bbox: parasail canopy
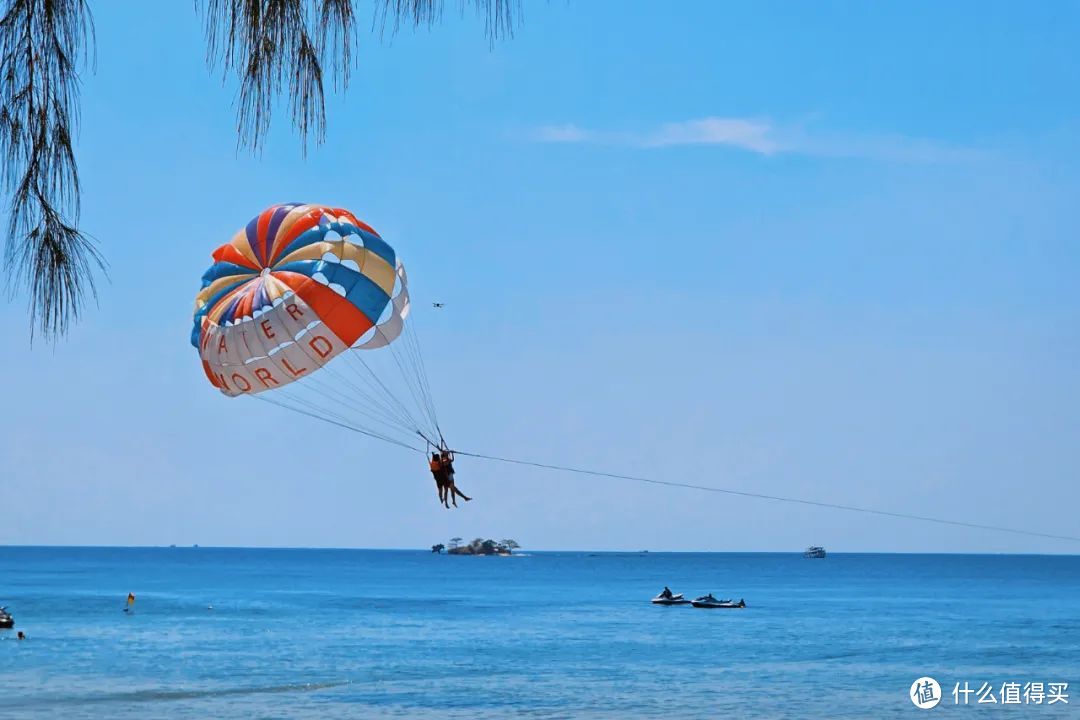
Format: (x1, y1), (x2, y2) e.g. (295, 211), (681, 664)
(191, 203), (437, 450)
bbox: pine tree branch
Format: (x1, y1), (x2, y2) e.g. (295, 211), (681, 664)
(200, 0), (519, 152)
(0, 0), (103, 342)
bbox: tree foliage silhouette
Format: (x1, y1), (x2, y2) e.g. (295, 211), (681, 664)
(1, 0), (516, 340)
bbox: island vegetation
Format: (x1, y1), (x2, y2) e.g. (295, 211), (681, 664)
(439, 537), (521, 556)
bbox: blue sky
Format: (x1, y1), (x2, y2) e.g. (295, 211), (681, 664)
(2, 1), (1078, 552)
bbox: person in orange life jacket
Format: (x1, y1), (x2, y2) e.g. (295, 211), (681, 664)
(429, 452), (449, 507)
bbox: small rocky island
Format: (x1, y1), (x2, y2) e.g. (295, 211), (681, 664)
(433, 537), (520, 555)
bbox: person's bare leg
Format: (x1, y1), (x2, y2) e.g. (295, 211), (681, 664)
(452, 485), (471, 502)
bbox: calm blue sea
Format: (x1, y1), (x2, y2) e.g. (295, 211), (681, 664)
(0, 548), (1077, 718)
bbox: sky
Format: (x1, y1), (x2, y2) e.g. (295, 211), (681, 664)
(2, 1), (1079, 553)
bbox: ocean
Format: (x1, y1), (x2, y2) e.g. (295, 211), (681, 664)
(0, 548), (1077, 718)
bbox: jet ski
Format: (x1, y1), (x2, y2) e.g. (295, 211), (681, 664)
(691, 594), (746, 609)
(651, 591), (690, 605)
(0, 607), (13, 629)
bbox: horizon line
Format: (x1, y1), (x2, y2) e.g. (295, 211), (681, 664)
(0, 544), (1076, 557)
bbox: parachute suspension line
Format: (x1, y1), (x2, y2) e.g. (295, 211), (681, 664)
(401, 316), (443, 442)
(251, 393), (424, 453)
(273, 388), (365, 431)
(390, 334), (438, 441)
(314, 360), (420, 436)
(359, 328), (431, 438)
(384, 302), (441, 444)
(406, 315), (436, 427)
(341, 351), (427, 437)
(453, 451), (1080, 544)
(370, 323), (441, 444)
(273, 387), (409, 445)
(234, 314), (416, 445)
(270, 357), (416, 439)
(288, 231), (425, 439)
(345, 350), (431, 442)
(294, 371), (417, 438)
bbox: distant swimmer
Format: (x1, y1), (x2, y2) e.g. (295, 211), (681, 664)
(17, 631), (26, 640)
(440, 449), (471, 507)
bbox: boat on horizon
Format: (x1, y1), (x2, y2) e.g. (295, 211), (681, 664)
(804, 546), (827, 559)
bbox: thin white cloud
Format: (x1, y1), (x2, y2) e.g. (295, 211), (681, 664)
(526, 117), (779, 154)
(531, 124), (595, 143)
(527, 116), (974, 164)
(789, 131), (978, 164)
(643, 118), (781, 154)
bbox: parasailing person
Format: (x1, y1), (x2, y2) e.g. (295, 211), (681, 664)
(190, 203), (456, 504)
(439, 448), (471, 507)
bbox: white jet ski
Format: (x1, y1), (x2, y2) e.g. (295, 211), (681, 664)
(651, 591), (690, 605)
(691, 594), (746, 609)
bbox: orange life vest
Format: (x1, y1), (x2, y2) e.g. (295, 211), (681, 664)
(429, 458), (442, 472)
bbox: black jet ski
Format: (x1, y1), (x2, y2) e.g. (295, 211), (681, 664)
(0, 607), (13, 629)
(691, 594), (746, 609)
(651, 591), (690, 605)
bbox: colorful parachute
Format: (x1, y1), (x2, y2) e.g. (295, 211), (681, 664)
(191, 203), (437, 449)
